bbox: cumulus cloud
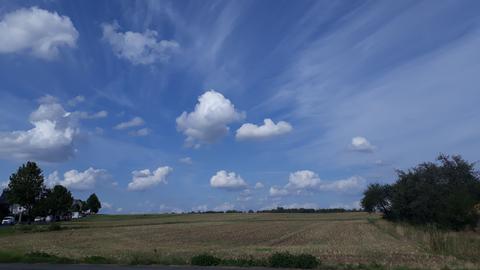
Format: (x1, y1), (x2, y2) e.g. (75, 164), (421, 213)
(269, 170), (366, 196)
(68, 95), (85, 106)
(213, 202), (235, 212)
(0, 7), (78, 59)
(286, 170), (321, 189)
(0, 98), (78, 162)
(254, 182), (264, 189)
(114, 117), (145, 130)
(192, 204), (208, 212)
(179, 157), (193, 165)
(47, 168), (110, 191)
(350, 136), (375, 152)
(127, 166), (172, 191)
(318, 176), (365, 192)
(102, 202), (113, 209)
(0, 96), (107, 162)
(176, 90), (245, 147)
(128, 128), (150, 137)
(269, 186), (290, 197)
(75, 110), (108, 119)
(102, 22), (179, 65)
(236, 119), (292, 140)
(330, 201), (361, 210)
(210, 170), (247, 190)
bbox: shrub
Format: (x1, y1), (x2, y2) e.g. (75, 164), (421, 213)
(48, 223), (62, 231)
(24, 252), (73, 263)
(84, 256), (112, 264)
(294, 254), (320, 269)
(269, 252), (319, 269)
(191, 253), (221, 266)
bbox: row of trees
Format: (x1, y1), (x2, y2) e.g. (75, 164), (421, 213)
(361, 155), (480, 230)
(3, 161), (101, 222)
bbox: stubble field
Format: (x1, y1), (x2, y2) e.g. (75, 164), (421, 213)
(0, 212), (478, 269)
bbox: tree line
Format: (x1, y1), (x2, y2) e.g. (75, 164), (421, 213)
(2, 161), (101, 222)
(361, 154), (480, 230)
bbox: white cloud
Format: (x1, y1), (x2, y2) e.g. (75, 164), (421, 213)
(269, 186), (290, 197)
(47, 168), (110, 191)
(68, 95), (85, 106)
(116, 208), (123, 213)
(0, 98), (78, 162)
(102, 202), (113, 210)
(283, 202), (319, 209)
(213, 202), (234, 212)
(192, 204), (208, 212)
(236, 119), (292, 140)
(0, 7), (78, 59)
(179, 157), (193, 165)
(75, 110), (108, 119)
(128, 128), (150, 137)
(114, 117), (145, 130)
(102, 22), (179, 65)
(0, 96), (105, 162)
(176, 90), (245, 147)
(210, 170), (247, 190)
(350, 136), (375, 152)
(318, 176), (366, 192)
(254, 182), (264, 189)
(329, 201), (361, 210)
(1, 181), (8, 189)
(127, 166), (172, 191)
(286, 170), (321, 189)
(270, 170), (366, 196)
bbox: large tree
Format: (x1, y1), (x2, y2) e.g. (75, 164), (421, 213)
(46, 185), (74, 217)
(363, 155), (480, 230)
(6, 161), (46, 222)
(86, 193), (101, 214)
(361, 183), (392, 216)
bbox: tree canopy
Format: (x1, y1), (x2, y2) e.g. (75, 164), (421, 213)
(5, 161), (45, 218)
(86, 193), (101, 213)
(362, 155), (480, 230)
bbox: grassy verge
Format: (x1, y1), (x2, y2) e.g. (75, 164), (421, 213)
(370, 219), (480, 263)
(0, 250), (434, 270)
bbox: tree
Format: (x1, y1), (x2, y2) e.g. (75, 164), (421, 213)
(46, 185), (74, 218)
(363, 154), (480, 230)
(86, 193), (101, 213)
(6, 161), (46, 222)
(361, 183), (392, 216)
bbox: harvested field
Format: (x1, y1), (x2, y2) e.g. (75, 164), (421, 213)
(0, 212), (478, 269)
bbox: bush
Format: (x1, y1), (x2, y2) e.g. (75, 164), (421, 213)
(294, 254), (320, 269)
(269, 252), (319, 269)
(362, 154), (480, 230)
(48, 223), (62, 231)
(190, 253), (221, 266)
(84, 256), (112, 264)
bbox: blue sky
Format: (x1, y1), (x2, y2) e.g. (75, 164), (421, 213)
(0, 0), (479, 213)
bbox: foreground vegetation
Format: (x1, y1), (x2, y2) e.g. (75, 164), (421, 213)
(0, 212), (478, 269)
(362, 155), (480, 230)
